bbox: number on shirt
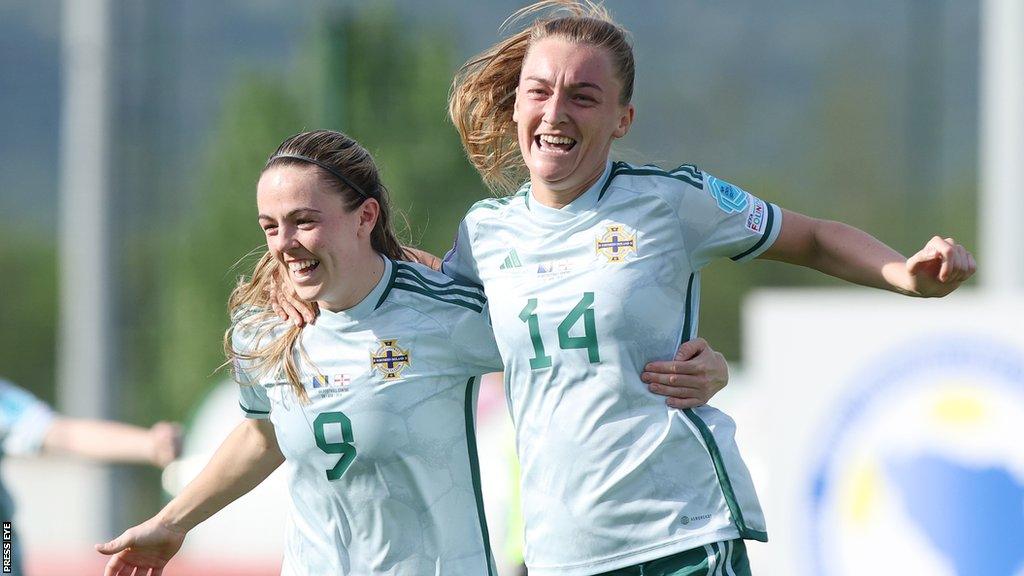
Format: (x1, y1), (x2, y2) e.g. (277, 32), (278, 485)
(518, 292), (601, 369)
(313, 411), (357, 480)
(519, 298), (553, 369)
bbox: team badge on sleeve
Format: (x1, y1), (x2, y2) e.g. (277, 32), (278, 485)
(706, 175), (749, 214)
(370, 339), (411, 380)
(595, 224), (638, 263)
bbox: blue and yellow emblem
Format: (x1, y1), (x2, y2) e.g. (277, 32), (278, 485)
(595, 224), (637, 263)
(370, 339), (411, 380)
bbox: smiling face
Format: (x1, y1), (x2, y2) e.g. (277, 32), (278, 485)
(513, 37), (634, 206)
(257, 165), (380, 311)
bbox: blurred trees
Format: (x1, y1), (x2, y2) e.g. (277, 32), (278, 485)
(0, 229), (57, 404)
(693, 42), (977, 360)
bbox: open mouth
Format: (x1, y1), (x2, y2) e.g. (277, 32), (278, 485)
(535, 134), (577, 153)
(288, 259), (320, 278)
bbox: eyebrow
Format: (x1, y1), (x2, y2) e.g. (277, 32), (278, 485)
(523, 76), (604, 92)
(258, 208), (322, 221)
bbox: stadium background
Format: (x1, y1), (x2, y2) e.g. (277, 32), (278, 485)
(2, 1), (1020, 574)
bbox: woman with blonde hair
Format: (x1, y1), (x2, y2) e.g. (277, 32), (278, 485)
(437, 1), (975, 574)
(98, 130), (506, 576)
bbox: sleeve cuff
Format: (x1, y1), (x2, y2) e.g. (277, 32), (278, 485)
(239, 402), (271, 419)
(730, 203), (782, 262)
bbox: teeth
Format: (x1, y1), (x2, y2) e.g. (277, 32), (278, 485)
(539, 134), (576, 146)
(288, 259), (318, 272)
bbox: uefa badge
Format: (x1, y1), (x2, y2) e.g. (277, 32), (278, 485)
(706, 175), (749, 214)
(595, 224), (637, 263)
(370, 339), (411, 381)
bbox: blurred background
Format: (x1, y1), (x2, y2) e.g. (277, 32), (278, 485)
(2, 0), (1020, 575)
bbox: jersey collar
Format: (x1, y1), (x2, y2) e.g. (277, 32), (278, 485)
(527, 160), (612, 223)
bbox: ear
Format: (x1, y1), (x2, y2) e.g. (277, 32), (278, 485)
(612, 103), (635, 139)
(357, 198), (380, 238)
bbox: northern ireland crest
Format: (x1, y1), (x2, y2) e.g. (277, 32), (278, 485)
(370, 339), (411, 380)
(595, 224), (638, 263)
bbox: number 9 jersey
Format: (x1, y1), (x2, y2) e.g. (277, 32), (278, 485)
(234, 258), (503, 576)
(442, 162), (781, 576)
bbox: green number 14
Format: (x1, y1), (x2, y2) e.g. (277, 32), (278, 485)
(518, 292), (600, 369)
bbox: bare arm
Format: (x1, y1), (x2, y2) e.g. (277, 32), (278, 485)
(645, 211), (975, 406)
(761, 209), (975, 297)
(96, 419), (284, 575)
(42, 418), (181, 467)
(158, 418), (283, 531)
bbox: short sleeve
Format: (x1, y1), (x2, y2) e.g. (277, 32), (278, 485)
(679, 171), (783, 270)
(449, 302), (504, 375)
(441, 217), (483, 287)
(238, 380), (271, 420)
(230, 323), (273, 419)
(0, 379), (57, 456)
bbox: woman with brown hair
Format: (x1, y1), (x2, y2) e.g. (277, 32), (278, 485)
(436, 1), (974, 574)
(97, 130), (506, 576)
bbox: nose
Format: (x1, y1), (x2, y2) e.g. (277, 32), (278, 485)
(268, 225), (300, 255)
(542, 92), (568, 126)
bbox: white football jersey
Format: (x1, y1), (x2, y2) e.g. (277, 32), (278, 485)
(235, 258), (503, 576)
(443, 161), (779, 576)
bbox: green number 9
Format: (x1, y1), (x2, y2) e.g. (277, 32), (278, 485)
(313, 411), (357, 480)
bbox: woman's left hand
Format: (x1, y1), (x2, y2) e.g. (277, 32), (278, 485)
(904, 236), (976, 297)
(642, 337), (728, 409)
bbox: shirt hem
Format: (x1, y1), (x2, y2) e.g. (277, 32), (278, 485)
(525, 526), (742, 576)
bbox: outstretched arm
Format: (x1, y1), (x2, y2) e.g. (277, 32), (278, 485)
(42, 418), (181, 468)
(761, 209), (975, 297)
(96, 418), (284, 575)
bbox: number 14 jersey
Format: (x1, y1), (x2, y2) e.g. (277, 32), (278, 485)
(443, 162), (780, 576)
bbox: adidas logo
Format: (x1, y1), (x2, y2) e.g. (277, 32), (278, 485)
(499, 249), (523, 270)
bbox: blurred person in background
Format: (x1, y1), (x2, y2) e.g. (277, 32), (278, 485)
(0, 377), (180, 576)
(438, 1), (976, 574)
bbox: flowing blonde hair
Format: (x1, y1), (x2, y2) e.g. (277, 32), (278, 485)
(223, 251), (311, 400)
(224, 130), (407, 402)
(449, 0), (634, 194)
